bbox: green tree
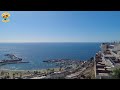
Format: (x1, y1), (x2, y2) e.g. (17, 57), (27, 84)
(111, 68), (120, 79)
(13, 73), (15, 79)
(51, 69), (54, 73)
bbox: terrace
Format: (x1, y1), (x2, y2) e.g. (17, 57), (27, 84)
(95, 43), (120, 79)
(95, 54), (112, 78)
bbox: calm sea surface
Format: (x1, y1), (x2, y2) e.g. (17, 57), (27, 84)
(0, 43), (101, 70)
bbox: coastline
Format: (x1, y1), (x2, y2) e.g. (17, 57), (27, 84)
(0, 42), (100, 70)
(0, 67), (64, 79)
(0, 67), (63, 72)
(0, 42), (99, 79)
(0, 58), (95, 79)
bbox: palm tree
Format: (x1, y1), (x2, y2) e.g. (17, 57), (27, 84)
(13, 73), (15, 79)
(47, 69), (50, 74)
(59, 66), (62, 71)
(20, 73), (22, 79)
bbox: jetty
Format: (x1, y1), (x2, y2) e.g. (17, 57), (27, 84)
(0, 54), (29, 66)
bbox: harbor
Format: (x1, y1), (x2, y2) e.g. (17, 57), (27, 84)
(0, 43), (98, 79)
(0, 58), (95, 79)
(1, 42), (120, 79)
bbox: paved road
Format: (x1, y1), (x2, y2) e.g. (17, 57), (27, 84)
(65, 67), (86, 79)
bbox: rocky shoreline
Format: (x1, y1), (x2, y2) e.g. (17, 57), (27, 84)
(43, 58), (95, 79)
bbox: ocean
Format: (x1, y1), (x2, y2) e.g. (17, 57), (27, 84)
(0, 42), (101, 70)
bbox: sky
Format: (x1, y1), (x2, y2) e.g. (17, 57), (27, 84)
(0, 11), (120, 43)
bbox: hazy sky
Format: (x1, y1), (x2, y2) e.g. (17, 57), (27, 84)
(0, 11), (120, 42)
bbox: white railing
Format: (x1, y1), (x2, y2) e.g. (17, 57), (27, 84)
(102, 56), (114, 67)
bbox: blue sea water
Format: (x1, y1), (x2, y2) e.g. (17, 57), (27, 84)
(0, 42), (101, 70)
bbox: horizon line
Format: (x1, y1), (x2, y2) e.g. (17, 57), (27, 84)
(0, 41), (105, 43)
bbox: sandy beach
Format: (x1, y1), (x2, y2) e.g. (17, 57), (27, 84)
(0, 67), (64, 79)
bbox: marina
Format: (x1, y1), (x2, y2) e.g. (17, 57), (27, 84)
(43, 59), (84, 67)
(0, 57), (94, 79)
(0, 43), (100, 70)
(2, 42), (120, 79)
(1, 11), (120, 79)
